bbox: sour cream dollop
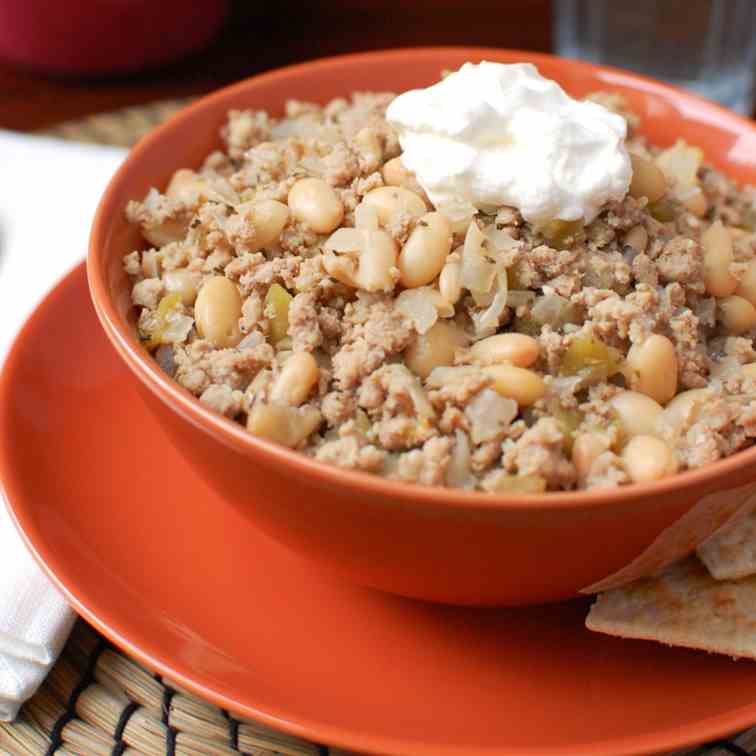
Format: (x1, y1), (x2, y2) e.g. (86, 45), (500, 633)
(386, 61), (632, 225)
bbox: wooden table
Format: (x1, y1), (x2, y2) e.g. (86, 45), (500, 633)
(0, 0), (553, 132)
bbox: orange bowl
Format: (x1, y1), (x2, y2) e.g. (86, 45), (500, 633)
(88, 47), (756, 606)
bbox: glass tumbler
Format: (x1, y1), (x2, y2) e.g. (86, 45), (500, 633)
(554, 0), (756, 114)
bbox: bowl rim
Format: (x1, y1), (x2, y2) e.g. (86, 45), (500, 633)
(88, 45), (756, 512)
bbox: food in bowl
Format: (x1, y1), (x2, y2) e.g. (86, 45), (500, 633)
(123, 61), (756, 494)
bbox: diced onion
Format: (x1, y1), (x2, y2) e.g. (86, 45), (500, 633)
(655, 140), (702, 191)
(464, 219), (485, 257)
(483, 225), (519, 254)
(465, 388), (518, 444)
(238, 331), (264, 349)
(507, 290), (536, 308)
(323, 227), (364, 254)
(161, 312), (194, 343)
(462, 222), (496, 293)
(298, 155), (325, 177)
(547, 375), (584, 398)
(270, 114), (322, 139)
(445, 430), (474, 489)
(496, 260), (509, 295)
(142, 250), (160, 278)
(437, 200), (477, 234)
(472, 289), (495, 307)
(384, 364), (435, 419)
(395, 288), (439, 335)
(531, 294), (576, 328)
(472, 289), (508, 337)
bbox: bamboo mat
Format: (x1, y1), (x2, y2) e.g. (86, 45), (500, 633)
(0, 98), (751, 756)
(38, 99), (194, 148)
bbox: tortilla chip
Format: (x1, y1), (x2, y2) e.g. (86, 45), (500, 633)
(698, 511), (756, 581)
(582, 483), (756, 594)
(586, 557), (756, 660)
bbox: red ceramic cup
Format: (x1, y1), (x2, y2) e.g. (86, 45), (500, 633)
(88, 48), (756, 606)
(0, 0), (228, 76)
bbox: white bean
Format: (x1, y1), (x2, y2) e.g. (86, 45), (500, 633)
(194, 276), (242, 347)
(246, 402), (322, 447)
(399, 212), (452, 288)
(362, 186), (428, 226)
(353, 127), (383, 169)
(702, 220), (737, 297)
(621, 435), (678, 483)
(718, 295), (756, 335)
(288, 178), (343, 233)
(270, 352), (320, 406)
(439, 258), (462, 305)
(381, 157), (427, 198)
(237, 199), (290, 251)
(608, 390), (663, 438)
(358, 230), (399, 291)
(735, 260), (756, 307)
(482, 364), (545, 407)
(572, 433), (609, 482)
(626, 334), (678, 404)
(322, 228), (398, 292)
(470, 333), (540, 368)
(661, 388), (710, 436)
(354, 201), (379, 230)
(405, 321), (467, 379)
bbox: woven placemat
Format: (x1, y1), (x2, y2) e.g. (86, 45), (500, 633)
(0, 99), (753, 756)
(38, 99), (193, 148)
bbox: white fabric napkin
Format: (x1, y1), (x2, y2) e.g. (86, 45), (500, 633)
(0, 130), (126, 720)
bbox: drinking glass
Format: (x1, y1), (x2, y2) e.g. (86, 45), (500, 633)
(554, 0), (756, 114)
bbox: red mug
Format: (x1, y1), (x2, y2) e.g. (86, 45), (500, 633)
(0, 0), (228, 76)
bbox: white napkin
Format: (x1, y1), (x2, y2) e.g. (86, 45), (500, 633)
(0, 130), (127, 720)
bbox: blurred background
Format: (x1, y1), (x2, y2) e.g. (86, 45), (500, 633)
(0, 0), (754, 133)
